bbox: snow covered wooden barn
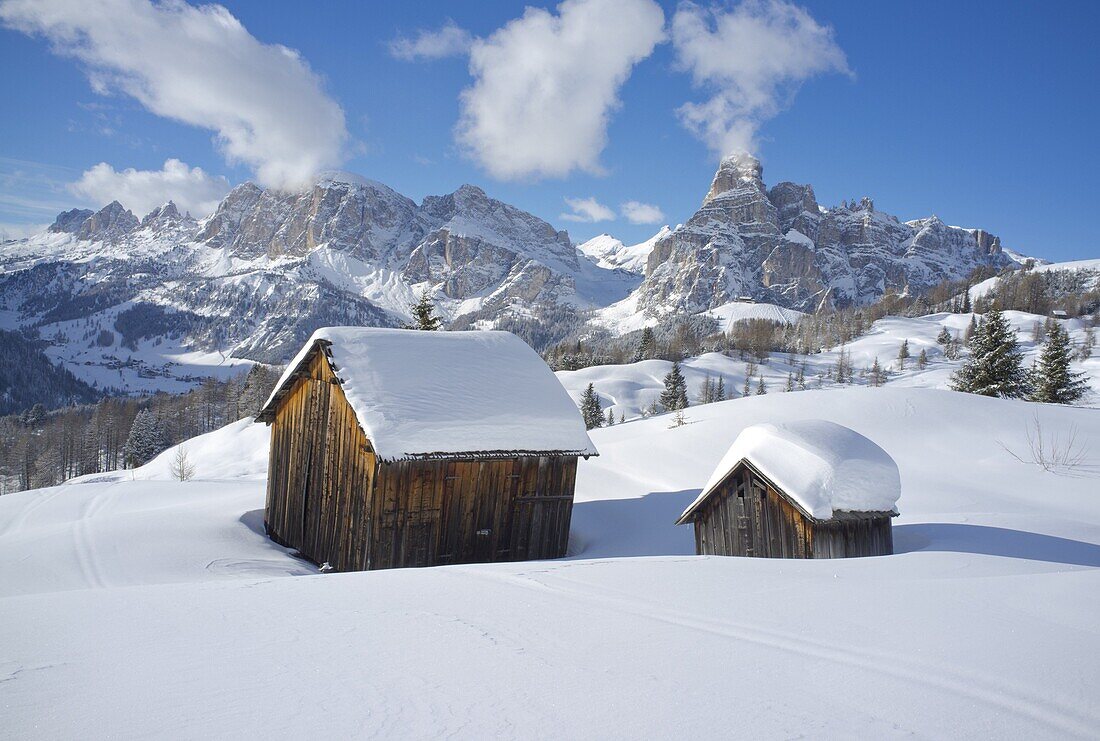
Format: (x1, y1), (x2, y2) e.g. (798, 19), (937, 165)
(676, 421), (900, 558)
(256, 327), (597, 571)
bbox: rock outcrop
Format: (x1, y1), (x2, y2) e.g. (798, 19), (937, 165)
(633, 153), (1015, 315)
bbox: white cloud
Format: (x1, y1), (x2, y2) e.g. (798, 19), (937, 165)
(0, 222), (49, 241)
(560, 196), (615, 223)
(621, 200), (665, 225)
(389, 20), (473, 61)
(672, 0), (850, 156)
(69, 159), (230, 217)
(0, 0), (348, 189)
(457, 0), (665, 181)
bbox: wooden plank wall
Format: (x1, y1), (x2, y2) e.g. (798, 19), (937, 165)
(264, 350), (376, 571)
(691, 464), (892, 559)
(810, 517), (893, 558)
(264, 348), (579, 572)
(365, 455), (577, 570)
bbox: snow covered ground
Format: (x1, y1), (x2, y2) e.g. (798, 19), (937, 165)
(970, 258), (1100, 300)
(559, 310), (1099, 419)
(1, 388), (1099, 738)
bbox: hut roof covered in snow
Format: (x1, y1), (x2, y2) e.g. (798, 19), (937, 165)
(257, 327), (597, 462)
(678, 420), (901, 523)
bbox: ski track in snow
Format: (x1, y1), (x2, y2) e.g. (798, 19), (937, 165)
(1, 388), (1098, 737)
(463, 563), (1098, 739)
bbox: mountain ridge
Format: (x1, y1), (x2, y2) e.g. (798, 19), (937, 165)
(0, 159), (1030, 396)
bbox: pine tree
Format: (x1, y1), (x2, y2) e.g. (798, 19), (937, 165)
(897, 339), (910, 369)
(634, 327), (656, 361)
(659, 361), (689, 411)
(869, 357), (886, 387)
(797, 364), (807, 390)
(580, 383), (604, 430)
(961, 287), (972, 313)
(964, 315), (978, 345)
(409, 290), (442, 331)
(606, 407), (616, 426)
(785, 372), (794, 392)
(917, 348), (929, 370)
(698, 374), (713, 404)
(1078, 327), (1095, 361)
(1030, 322), (1089, 404)
(950, 308), (1029, 398)
(936, 326), (952, 346)
(715, 376), (726, 401)
(755, 375), (766, 395)
(123, 409), (165, 468)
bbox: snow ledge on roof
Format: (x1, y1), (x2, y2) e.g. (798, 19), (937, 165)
(680, 420), (901, 522)
(260, 327), (597, 461)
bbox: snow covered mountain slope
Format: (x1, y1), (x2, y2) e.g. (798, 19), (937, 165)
(969, 258), (1100, 301)
(577, 226), (670, 273)
(607, 153), (1021, 329)
(560, 310), (1098, 419)
(0, 176), (636, 393)
(0, 160), (1045, 396)
(1, 389), (1098, 737)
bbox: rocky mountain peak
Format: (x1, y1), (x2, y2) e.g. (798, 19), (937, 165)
(704, 151), (765, 204)
(48, 208), (94, 234)
(141, 201), (182, 229)
(77, 201), (139, 242)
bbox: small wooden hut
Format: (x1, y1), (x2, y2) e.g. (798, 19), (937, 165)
(676, 420), (900, 558)
(256, 327), (597, 571)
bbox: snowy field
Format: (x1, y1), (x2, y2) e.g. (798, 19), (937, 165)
(559, 309), (1100, 419)
(1, 388), (1098, 738)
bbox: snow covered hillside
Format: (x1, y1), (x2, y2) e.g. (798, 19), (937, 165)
(2, 389), (1098, 738)
(560, 309), (1099, 419)
(970, 257), (1100, 300)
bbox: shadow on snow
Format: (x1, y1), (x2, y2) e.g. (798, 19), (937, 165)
(894, 523), (1100, 567)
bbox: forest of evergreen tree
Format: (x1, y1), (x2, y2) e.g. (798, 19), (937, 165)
(0, 365), (280, 494)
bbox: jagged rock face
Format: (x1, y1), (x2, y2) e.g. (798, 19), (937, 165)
(48, 209), (94, 234)
(198, 178), (420, 261)
(76, 202), (138, 242)
(635, 155), (1015, 314)
(141, 201), (182, 229)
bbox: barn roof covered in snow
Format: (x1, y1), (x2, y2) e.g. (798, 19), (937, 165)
(677, 420), (900, 523)
(257, 327), (598, 462)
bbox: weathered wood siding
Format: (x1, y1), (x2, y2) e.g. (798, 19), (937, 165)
(264, 349), (376, 572)
(264, 347), (579, 571)
(691, 462), (892, 559)
(365, 455), (577, 570)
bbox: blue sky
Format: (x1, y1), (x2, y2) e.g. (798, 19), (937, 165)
(1, 0), (1097, 261)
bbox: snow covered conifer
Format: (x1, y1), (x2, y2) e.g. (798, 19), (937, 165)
(897, 339), (910, 369)
(634, 327), (656, 361)
(755, 375), (766, 395)
(936, 326), (952, 346)
(606, 407), (616, 426)
(715, 376), (725, 401)
(409, 290), (442, 331)
(1030, 322), (1089, 404)
(964, 315), (978, 345)
(123, 409), (165, 468)
(785, 372), (794, 392)
(917, 348), (929, 370)
(950, 308), (1029, 398)
(659, 361), (689, 411)
(869, 357), (886, 387)
(580, 383), (604, 430)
